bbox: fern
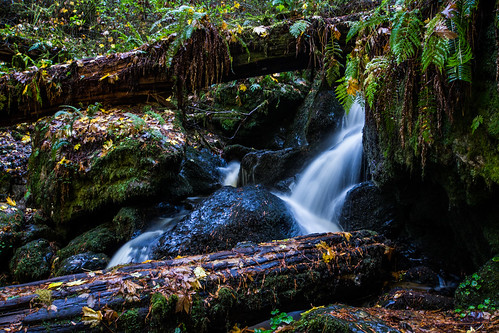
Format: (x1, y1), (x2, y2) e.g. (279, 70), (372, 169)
(421, 16), (449, 72)
(125, 113), (147, 131)
(146, 110), (166, 125)
(324, 39), (343, 86)
(289, 20), (311, 38)
(335, 77), (355, 111)
(390, 10), (422, 64)
(364, 56), (390, 108)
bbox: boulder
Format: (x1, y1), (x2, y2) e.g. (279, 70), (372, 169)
(153, 185), (300, 258)
(339, 181), (397, 236)
(9, 239), (56, 283)
(27, 109), (185, 236)
(179, 147), (226, 195)
(56, 252), (109, 276)
(455, 255), (499, 310)
(238, 147), (309, 188)
(378, 289), (454, 310)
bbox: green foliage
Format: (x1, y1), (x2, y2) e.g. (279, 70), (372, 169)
(289, 20), (311, 38)
(471, 115), (483, 134)
(390, 10), (422, 64)
(324, 39), (343, 86)
(363, 56), (390, 108)
(254, 309), (294, 332)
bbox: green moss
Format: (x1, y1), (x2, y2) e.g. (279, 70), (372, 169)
(119, 308), (145, 333)
(293, 308), (349, 333)
(57, 224), (119, 261)
(455, 256), (499, 310)
(10, 239), (54, 283)
(28, 119), (184, 232)
(0, 208), (25, 265)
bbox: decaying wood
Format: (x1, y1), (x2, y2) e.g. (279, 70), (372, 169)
(0, 16), (355, 126)
(0, 231), (391, 332)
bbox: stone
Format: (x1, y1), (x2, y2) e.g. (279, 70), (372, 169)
(153, 185), (300, 258)
(56, 252), (109, 276)
(9, 239), (56, 283)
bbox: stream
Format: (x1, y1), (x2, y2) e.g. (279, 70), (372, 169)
(108, 103), (364, 268)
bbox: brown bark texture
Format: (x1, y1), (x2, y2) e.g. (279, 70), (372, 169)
(0, 230), (391, 332)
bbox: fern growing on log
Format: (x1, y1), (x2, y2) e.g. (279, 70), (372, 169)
(390, 10), (422, 64)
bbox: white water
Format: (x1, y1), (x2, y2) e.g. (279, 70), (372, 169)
(280, 102), (365, 234)
(107, 209), (188, 268)
(219, 161), (240, 187)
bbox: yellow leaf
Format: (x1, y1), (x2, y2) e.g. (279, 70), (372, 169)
(22, 85), (29, 95)
(82, 306), (102, 328)
(74, 143), (81, 151)
(21, 134), (31, 143)
(346, 78), (359, 96)
(238, 84), (247, 92)
(6, 197), (16, 206)
(343, 232), (352, 242)
(48, 282), (63, 289)
(67, 279), (86, 287)
(233, 1), (240, 9)
(237, 24), (243, 34)
(270, 76), (279, 83)
(0, 205), (7, 210)
(194, 266), (207, 279)
(187, 19), (192, 25)
(221, 21), (228, 30)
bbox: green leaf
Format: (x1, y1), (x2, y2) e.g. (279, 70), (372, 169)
(289, 20), (311, 38)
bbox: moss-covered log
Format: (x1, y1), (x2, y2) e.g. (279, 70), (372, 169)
(0, 231), (391, 332)
(0, 16), (353, 126)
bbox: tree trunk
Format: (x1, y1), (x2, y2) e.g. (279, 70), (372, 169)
(0, 231), (392, 332)
(0, 16), (354, 126)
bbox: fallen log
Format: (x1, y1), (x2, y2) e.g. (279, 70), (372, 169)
(0, 16), (355, 126)
(0, 230), (392, 332)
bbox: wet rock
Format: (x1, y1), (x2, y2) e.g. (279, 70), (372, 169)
(404, 266), (439, 286)
(238, 148), (308, 188)
(379, 289), (454, 310)
(223, 144), (256, 161)
(339, 181), (397, 236)
(9, 239), (56, 283)
(455, 255), (499, 310)
(179, 147), (226, 195)
(56, 252), (109, 276)
(153, 185), (300, 258)
(305, 90), (344, 147)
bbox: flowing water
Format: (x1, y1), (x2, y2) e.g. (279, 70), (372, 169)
(107, 208), (188, 268)
(219, 161), (240, 187)
(280, 102), (365, 234)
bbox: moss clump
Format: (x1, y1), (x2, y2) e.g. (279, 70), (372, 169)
(455, 256), (499, 310)
(293, 308), (350, 333)
(28, 115), (184, 232)
(57, 224), (119, 262)
(0, 207), (24, 264)
(9, 239), (55, 283)
(112, 207), (145, 238)
(119, 308), (145, 333)
(149, 293), (178, 332)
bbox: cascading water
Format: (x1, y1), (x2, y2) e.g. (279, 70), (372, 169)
(107, 209), (188, 268)
(107, 164), (242, 268)
(280, 102), (365, 234)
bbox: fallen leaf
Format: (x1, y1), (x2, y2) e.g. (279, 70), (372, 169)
(194, 266), (207, 279)
(48, 282), (63, 289)
(82, 306), (102, 328)
(66, 279), (86, 287)
(6, 197), (16, 206)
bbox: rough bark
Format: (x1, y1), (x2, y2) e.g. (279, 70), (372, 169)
(0, 16), (354, 126)
(0, 231), (391, 332)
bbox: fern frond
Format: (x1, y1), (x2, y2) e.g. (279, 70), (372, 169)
(324, 39), (343, 86)
(364, 56), (390, 108)
(335, 77), (355, 111)
(289, 20), (311, 38)
(390, 10), (422, 64)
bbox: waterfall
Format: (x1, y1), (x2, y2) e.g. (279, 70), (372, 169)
(107, 209), (188, 268)
(280, 102), (365, 234)
(219, 161), (240, 187)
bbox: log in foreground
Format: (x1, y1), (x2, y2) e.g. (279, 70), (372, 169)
(0, 231), (391, 332)
(0, 16), (353, 126)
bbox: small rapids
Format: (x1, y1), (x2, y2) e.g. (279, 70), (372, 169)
(107, 209), (188, 268)
(219, 161), (240, 187)
(280, 102), (365, 234)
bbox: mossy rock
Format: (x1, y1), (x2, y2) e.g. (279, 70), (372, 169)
(455, 255), (499, 310)
(0, 207), (25, 266)
(57, 223), (123, 263)
(27, 112), (185, 234)
(292, 305), (401, 333)
(9, 239), (56, 283)
(112, 206), (145, 239)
